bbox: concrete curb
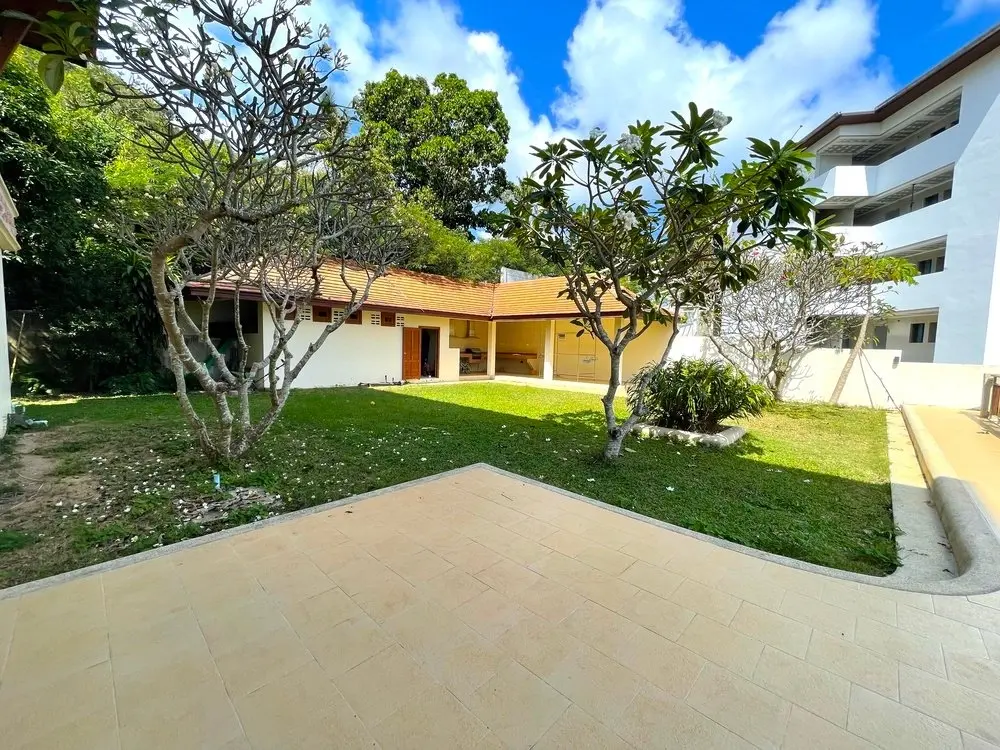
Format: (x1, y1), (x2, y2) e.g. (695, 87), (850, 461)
(900, 404), (1000, 595)
(636, 423), (747, 448)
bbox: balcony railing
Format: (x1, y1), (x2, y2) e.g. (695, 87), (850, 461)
(830, 199), (950, 252)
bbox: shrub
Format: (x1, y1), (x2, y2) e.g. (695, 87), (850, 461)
(628, 358), (772, 433)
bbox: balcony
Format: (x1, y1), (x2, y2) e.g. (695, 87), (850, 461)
(830, 199), (951, 252)
(808, 126), (963, 205)
(876, 266), (949, 314)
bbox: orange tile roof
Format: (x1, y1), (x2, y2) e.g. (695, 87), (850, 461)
(192, 261), (631, 319)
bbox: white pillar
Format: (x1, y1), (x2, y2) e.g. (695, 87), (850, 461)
(543, 320), (556, 380)
(487, 320), (497, 378)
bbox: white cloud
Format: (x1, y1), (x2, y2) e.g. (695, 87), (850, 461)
(304, 0), (893, 176)
(950, 0), (1000, 19)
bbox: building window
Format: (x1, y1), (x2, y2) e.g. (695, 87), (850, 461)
(923, 194), (940, 207)
(369, 312), (382, 326)
(909, 323), (926, 343)
(332, 309), (345, 325)
(917, 259), (933, 275)
(338, 308), (361, 325)
(284, 306), (311, 322)
(313, 305), (332, 323)
(884, 208), (901, 220)
(381, 311), (396, 327)
(929, 321), (938, 344)
(931, 126), (946, 137)
(935, 255), (945, 272)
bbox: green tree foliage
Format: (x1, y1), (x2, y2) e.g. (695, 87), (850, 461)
(0, 49), (163, 392)
(356, 70), (511, 234)
(396, 201), (552, 282)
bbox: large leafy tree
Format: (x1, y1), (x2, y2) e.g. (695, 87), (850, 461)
(0, 49), (163, 392)
(502, 107), (832, 459)
(356, 70), (510, 233)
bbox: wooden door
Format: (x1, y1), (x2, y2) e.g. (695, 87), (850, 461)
(402, 328), (421, 380)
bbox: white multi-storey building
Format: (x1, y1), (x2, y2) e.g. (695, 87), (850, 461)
(802, 22), (1000, 366)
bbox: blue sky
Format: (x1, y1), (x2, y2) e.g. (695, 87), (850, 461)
(318, 0), (1000, 174)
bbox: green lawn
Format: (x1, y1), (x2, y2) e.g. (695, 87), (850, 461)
(0, 382), (896, 586)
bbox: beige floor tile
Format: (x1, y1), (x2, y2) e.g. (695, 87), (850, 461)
(196, 599), (290, 658)
(574, 573), (643, 614)
(848, 684), (962, 750)
(466, 660), (570, 749)
(533, 705), (632, 750)
(253, 556), (336, 604)
(456, 588), (534, 641)
(350, 572), (421, 623)
(119, 681), (243, 750)
(618, 537), (674, 568)
(388, 548), (455, 585)
(419, 566), (489, 610)
(182, 570), (267, 615)
(440, 540), (505, 574)
(494, 613), (582, 677)
(761, 563), (826, 599)
(664, 548), (729, 588)
(280, 585), (364, 637)
(417, 623), (508, 700)
(619, 559), (684, 599)
(946, 651), (1000, 697)
(897, 603), (988, 657)
(372, 682), (487, 749)
(806, 631), (899, 700)
(669, 578), (741, 625)
(963, 732), (1000, 750)
(213, 623), (313, 696)
(364, 533), (426, 564)
(509, 575), (584, 623)
(780, 592), (856, 640)
(614, 682), (755, 750)
(235, 660), (372, 749)
(303, 612), (393, 675)
(563, 600), (640, 658)
(731, 601), (812, 659)
(3, 622), (109, 691)
(475, 558), (543, 597)
(546, 641), (644, 724)
(618, 589), (695, 640)
(0, 661), (116, 748)
(612, 624), (706, 699)
(679, 614), (764, 678)
(333, 644), (440, 727)
(382, 599), (467, 657)
(754, 646), (851, 727)
(575, 544), (635, 576)
(715, 568), (785, 611)
(15, 710), (119, 750)
(782, 705), (877, 750)
(934, 596), (1000, 634)
(821, 583), (897, 626)
(899, 662), (1000, 745)
(855, 616), (946, 677)
(114, 648), (222, 726)
(687, 662), (792, 749)
(508, 516), (561, 542)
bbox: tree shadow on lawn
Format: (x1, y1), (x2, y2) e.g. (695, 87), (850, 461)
(22, 385), (898, 577)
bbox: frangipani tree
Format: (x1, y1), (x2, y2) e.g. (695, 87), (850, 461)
(91, 0), (407, 461)
(701, 241), (917, 399)
(501, 106), (832, 459)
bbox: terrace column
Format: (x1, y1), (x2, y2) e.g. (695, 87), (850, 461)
(487, 320), (497, 378)
(543, 320), (556, 380)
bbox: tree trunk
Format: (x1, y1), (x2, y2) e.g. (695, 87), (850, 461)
(831, 311), (870, 404)
(601, 349), (625, 460)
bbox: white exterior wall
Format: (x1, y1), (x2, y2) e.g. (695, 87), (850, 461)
(259, 307), (463, 389)
(808, 52), (1000, 366)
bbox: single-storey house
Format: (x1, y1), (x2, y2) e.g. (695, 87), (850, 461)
(187, 263), (673, 389)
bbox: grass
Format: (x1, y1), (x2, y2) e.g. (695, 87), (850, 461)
(0, 382), (896, 586)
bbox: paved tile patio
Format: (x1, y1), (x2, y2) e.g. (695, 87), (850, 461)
(2, 466), (1000, 749)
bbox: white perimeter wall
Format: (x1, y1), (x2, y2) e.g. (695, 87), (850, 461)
(260, 308), (460, 389)
(670, 334), (987, 409)
(0, 254), (10, 438)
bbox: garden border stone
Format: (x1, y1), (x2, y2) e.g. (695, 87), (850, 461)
(636, 423), (746, 448)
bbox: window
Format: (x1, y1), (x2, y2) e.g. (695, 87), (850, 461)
(313, 306), (332, 323)
(872, 325), (888, 350)
(338, 308), (361, 325)
(284, 306), (311, 322)
(884, 208), (901, 220)
(917, 259), (933, 275)
(332, 309), (345, 325)
(395, 315), (406, 328)
(909, 323), (926, 343)
(944, 188), (952, 200)
(369, 312), (382, 326)
(931, 126), (946, 137)
(935, 255), (945, 272)
(929, 321), (938, 344)
(923, 194), (940, 207)
(381, 311), (396, 327)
